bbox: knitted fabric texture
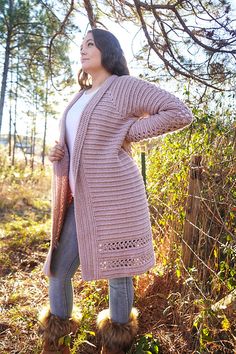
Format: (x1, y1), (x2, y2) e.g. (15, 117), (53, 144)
(43, 75), (193, 280)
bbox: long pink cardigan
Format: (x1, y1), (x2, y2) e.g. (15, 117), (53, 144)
(43, 75), (193, 281)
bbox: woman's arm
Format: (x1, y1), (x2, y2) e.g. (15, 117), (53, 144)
(124, 78), (193, 142)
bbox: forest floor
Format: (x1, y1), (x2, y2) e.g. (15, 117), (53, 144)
(0, 172), (235, 354)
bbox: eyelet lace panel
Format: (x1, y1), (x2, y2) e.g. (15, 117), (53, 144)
(99, 252), (153, 270)
(98, 235), (150, 252)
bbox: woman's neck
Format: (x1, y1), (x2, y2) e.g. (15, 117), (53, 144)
(90, 71), (112, 90)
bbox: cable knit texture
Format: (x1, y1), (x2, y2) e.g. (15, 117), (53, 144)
(43, 75), (193, 280)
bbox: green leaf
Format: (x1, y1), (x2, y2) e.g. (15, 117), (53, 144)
(58, 335), (71, 346)
(152, 343), (159, 353)
(221, 316), (230, 331)
(176, 268), (181, 278)
(64, 335), (71, 346)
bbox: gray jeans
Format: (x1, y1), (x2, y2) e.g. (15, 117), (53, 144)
(49, 202), (134, 323)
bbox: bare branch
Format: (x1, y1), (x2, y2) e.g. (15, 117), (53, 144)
(120, 0), (176, 11)
(47, 0), (75, 89)
(132, 0), (224, 90)
(83, 0), (97, 28)
(38, 0), (61, 23)
(172, 7), (236, 54)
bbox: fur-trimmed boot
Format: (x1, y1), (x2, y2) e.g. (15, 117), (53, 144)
(97, 308), (139, 354)
(39, 308), (80, 354)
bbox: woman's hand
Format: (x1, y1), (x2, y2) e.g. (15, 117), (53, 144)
(48, 142), (65, 162)
(121, 139), (132, 155)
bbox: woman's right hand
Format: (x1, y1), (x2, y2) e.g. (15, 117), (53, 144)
(48, 142), (65, 163)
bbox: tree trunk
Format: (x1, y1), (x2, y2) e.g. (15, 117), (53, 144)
(42, 78), (48, 165)
(8, 61), (14, 157)
(12, 121), (16, 165)
(8, 102), (12, 157)
(0, 0), (13, 134)
(0, 32), (11, 134)
(30, 92), (38, 170)
(12, 41), (20, 165)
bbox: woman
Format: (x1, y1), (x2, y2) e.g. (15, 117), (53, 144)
(39, 28), (193, 354)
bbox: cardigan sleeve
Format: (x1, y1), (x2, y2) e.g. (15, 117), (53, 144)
(124, 78), (193, 142)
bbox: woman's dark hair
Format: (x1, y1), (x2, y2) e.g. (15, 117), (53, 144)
(78, 28), (129, 89)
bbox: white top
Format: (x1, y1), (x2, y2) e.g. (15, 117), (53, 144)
(66, 89), (99, 195)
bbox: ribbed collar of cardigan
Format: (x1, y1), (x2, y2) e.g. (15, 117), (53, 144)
(56, 74), (119, 187)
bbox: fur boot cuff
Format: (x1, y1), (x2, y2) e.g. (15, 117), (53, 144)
(97, 308), (139, 353)
(38, 307), (81, 349)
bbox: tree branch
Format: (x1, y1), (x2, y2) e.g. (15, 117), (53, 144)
(120, 0), (176, 11)
(173, 6), (236, 54)
(83, 0), (97, 28)
(132, 0), (224, 90)
(47, 0), (75, 90)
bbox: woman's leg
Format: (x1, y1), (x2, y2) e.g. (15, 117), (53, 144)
(49, 202), (80, 319)
(108, 277), (134, 323)
(97, 277), (137, 353)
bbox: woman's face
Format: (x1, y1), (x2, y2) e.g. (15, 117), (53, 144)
(80, 32), (103, 74)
